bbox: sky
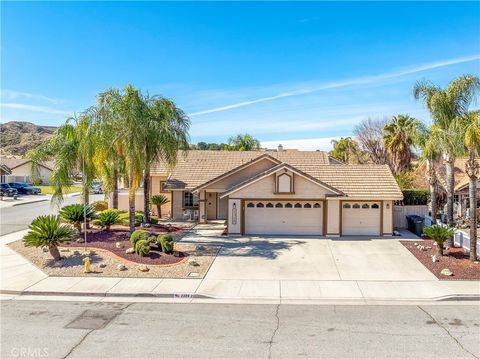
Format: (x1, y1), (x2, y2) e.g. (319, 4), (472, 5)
(1, 1), (480, 150)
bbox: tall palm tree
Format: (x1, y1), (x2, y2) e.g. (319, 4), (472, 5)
(459, 110), (480, 261)
(413, 75), (480, 227)
(383, 115), (420, 176)
(141, 97), (190, 224)
(228, 134), (261, 151)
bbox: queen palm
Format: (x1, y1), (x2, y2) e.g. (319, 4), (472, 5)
(414, 75), (480, 227)
(228, 134), (261, 151)
(383, 115), (420, 176)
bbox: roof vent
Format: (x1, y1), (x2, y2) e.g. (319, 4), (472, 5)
(277, 144), (283, 152)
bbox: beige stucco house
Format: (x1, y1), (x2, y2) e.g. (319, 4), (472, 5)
(139, 149), (403, 236)
(0, 156), (54, 185)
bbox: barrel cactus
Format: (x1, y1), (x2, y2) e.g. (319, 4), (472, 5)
(135, 239), (150, 257)
(130, 230), (151, 247)
(157, 234), (174, 254)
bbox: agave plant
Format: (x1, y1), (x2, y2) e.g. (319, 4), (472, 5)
(423, 225), (454, 257)
(151, 194), (169, 219)
(59, 204), (96, 231)
(23, 215), (78, 261)
(94, 209), (121, 231)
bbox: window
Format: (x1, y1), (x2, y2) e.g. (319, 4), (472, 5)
(343, 203), (351, 208)
(183, 192), (199, 207)
(371, 203), (379, 209)
(275, 203), (283, 208)
(247, 202), (255, 208)
(285, 203), (292, 208)
(160, 181), (168, 193)
(352, 203), (360, 209)
(313, 203), (321, 208)
(304, 203), (312, 208)
(266, 203), (273, 208)
(256, 202), (264, 208)
(294, 203), (302, 208)
(362, 203), (370, 209)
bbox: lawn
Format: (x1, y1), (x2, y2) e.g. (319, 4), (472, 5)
(37, 185), (83, 195)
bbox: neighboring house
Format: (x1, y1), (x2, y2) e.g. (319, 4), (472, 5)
(0, 163), (12, 183)
(118, 147), (402, 236)
(0, 156), (54, 185)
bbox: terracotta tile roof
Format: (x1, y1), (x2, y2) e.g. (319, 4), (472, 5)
(412, 158), (469, 193)
(152, 150), (402, 199)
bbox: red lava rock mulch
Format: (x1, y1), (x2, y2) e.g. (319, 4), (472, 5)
(61, 225), (187, 266)
(401, 239), (480, 280)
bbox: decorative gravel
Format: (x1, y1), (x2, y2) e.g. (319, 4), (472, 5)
(401, 239), (480, 280)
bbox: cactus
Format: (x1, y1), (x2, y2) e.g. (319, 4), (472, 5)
(130, 230), (150, 247)
(135, 239), (150, 257)
(157, 234), (174, 254)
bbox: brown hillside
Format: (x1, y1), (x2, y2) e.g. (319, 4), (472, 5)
(0, 121), (56, 156)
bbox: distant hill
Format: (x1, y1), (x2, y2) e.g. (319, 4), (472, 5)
(0, 121), (57, 156)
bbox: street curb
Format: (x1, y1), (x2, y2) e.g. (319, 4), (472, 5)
(10, 198), (49, 207)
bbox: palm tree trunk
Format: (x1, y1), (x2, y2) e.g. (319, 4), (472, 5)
(427, 159), (437, 225)
(445, 156), (455, 228)
(48, 244), (62, 261)
(157, 205), (162, 218)
(467, 153), (478, 261)
(112, 162), (119, 209)
(128, 172), (137, 234)
(436, 241), (444, 257)
(143, 168), (151, 224)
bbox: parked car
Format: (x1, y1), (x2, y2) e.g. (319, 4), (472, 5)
(8, 182), (41, 195)
(0, 183), (18, 197)
(91, 183), (103, 194)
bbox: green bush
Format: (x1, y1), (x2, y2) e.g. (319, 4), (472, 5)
(150, 216), (159, 224)
(59, 204), (96, 231)
(94, 209), (121, 230)
(119, 211), (144, 226)
(402, 190), (430, 206)
(91, 200), (108, 212)
(157, 234), (174, 254)
(135, 239), (150, 257)
(31, 178), (43, 186)
(130, 230), (151, 247)
(423, 225), (453, 256)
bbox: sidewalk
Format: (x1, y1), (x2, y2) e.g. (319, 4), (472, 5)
(1, 229), (479, 304)
(0, 194), (51, 208)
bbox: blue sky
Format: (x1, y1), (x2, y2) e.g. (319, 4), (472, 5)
(2, 1), (479, 150)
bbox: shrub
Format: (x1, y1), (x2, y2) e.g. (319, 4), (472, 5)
(157, 234), (174, 254)
(150, 216), (159, 224)
(23, 215), (78, 261)
(151, 194), (170, 218)
(91, 200), (108, 212)
(32, 178), (43, 186)
(135, 239), (150, 257)
(130, 229), (151, 247)
(423, 225), (453, 257)
(94, 209), (121, 231)
(119, 211), (144, 226)
(402, 190), (430, 206)
(59, 204), (96, 231)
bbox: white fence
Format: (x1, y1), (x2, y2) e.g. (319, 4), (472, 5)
(393, 205), (429, 229)
(453, 230), (480, 257)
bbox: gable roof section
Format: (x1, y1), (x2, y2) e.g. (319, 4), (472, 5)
(0, 156), (54, 171)
(221, 163), (345, 198)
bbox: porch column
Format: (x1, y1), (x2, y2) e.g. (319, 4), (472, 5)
(326, 199), (340, 237)
(227, 198), (241, 234)
(198, 190), (207, 224)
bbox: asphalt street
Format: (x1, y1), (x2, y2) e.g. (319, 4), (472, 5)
(1, 300), (479, 359)
(0, 194), (104, 235)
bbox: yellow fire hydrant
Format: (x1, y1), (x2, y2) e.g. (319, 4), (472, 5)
(83, 257), (91, 273)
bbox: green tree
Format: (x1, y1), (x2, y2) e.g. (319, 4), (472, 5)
(151, 194), (170, 218)
(383, 115), (420, 176)
(329, 137), (367, 164)
(423, 225), (454, 257)
(23, 215), (78, 261)
(227, 134), (260, 151)
(59, 204), (96, 232)
(414, 75), (480, 227)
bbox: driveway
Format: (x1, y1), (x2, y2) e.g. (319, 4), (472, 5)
(181, 226), (437, 281)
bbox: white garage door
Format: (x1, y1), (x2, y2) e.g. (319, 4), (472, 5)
(342, 202), (381, 236)
(245, 201), (323, 235)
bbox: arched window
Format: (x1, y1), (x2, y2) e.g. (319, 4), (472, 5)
(247, 202), (255, 208)
(304, 203), (312, 208)
(362, 203), (370, 209)
(256, 202), (264, 208)
(313, 203), (321, 208)
(352, 203), (360, 209)
(294, 203), (302, 208)
(266, 203), (273, 208)
(275, 203), (283, 208)
(343, 203), (351, 208)
(285, 203), (293, 208)
(371, 203), (380, 209)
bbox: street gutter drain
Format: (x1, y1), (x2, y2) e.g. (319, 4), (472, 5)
(65, 309), (122, 330)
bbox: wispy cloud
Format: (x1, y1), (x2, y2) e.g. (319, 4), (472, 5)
(187, 54), (480, 117)
(0, 103), (71, 116)
(1, 89), (62, 104)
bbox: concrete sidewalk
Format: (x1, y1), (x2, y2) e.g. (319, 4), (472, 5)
(1, 229), (479, 304)
(0, 194), (51, 208)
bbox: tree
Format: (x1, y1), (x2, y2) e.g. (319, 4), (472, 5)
(354, 118), (391, 166)
(414, 75), (480, 227)
(151, 194), (170, 218)
(423, 225), (454, 257)
(329, 137), (367, 164)
(94, 209), (121, 231)
(459, 110), (480, 261)
(383, 115), (420, 176)
(59, 204), (96, 232)
(23, 215), (78, 261)
(227, 134), (260, 151)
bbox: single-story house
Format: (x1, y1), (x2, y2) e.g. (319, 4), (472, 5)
(0, 156), (54, 185)
(131, 148), (402, 236)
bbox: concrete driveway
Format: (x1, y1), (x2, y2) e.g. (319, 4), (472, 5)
(181, 226), (437, 281)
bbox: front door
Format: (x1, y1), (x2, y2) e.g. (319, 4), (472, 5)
(206, 192), (217, 220)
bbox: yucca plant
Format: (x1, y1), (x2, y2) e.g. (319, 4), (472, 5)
(423, 225), (454, 257)
(94, 209), (121, 231)
(59, 204), (96, 231)
(23, 215), (78, 261)
(151, 194), (169, 219)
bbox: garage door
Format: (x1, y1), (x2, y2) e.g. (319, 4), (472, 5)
(342, 202), (381, 236)
(245, 201), (323, 235)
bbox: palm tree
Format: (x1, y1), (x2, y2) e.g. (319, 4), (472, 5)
(151, 194), (170, 218)
(459, 111), (480, 261)
(23, 215), (78, 261)
(383, 115), (420, 176)
(414, 75), (480, 227)
(228, 134), (261, 151)
(59, 204), (96, 231)
(423, 225), (454, 257)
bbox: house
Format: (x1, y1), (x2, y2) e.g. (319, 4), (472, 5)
(0, 156), (54, 185)
(122, 147), (402, 236)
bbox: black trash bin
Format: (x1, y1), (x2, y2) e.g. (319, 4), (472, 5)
(406, 215), (424, 236)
